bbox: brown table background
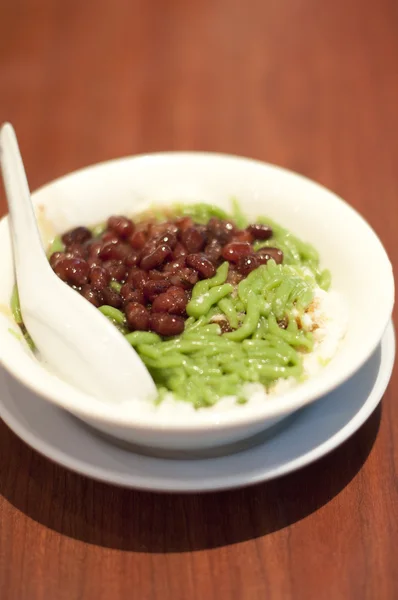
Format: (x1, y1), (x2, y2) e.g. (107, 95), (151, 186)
(0, 1), (397, 599)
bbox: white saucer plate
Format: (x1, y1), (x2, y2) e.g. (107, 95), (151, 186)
(0, 322), (394, 493)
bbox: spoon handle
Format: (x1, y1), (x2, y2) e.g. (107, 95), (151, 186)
(0, 123), (48, 287)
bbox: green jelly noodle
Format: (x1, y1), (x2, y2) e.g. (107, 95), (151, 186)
(10, 201), (331, 409)
(127, 259), (319, 408)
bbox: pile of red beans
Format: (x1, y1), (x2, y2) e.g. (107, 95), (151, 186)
(49, 214), (283, 336)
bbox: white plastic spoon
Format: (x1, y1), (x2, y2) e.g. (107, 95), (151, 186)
(0, 122), (157, 402)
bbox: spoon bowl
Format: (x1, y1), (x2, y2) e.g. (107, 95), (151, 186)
(0, 123), (156, 402)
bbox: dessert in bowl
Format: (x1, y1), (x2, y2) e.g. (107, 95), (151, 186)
(0, 153), (394, 451)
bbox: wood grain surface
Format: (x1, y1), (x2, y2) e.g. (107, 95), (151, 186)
(0, 1), (397, 598)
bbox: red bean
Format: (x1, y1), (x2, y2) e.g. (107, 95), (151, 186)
(120, 284), (145, 305)
(81, 284), (102, 307)
(148, 270), (171, 281)
(139, 237), (157, 258)
(66, 243), (87, 259)
(107, 216), (135, 238)
(155, 231), (178, 250)
(102, 260), (128, 282)
(173, 242), (188, 258)
(125, 302), (150, 331)
(151, 286), (187, 315)
(221, 242), (252, 263)
(186, 253), (216, 278)
(53, 257), (89, 286)
(232, 230), (254, 243)
(61, 226), (92, 247)
(169, 268), (199, 289)
(247, 223), (273, 240)
(128, 230), (147, 250)
(140, 244), (172, 270)
(143, 280), (172, 302)
(179, 227), (206, 253)
(139, 230), (177, 259)
(101, 287), (123, 308)
(163, 258), (186, 273)
(125, 251), (140, 267)
(256, 247), (284, 265)
(127, 268), (149, 289)
(236, 254), (259, 276)
(87, 258), (102, 269)
(99, 241), (132, 261)
(149, 222), (178, 238)
(100, 232), (120, 244)
(87, 240), (103, 260)
(207, 217), (235, 243)
(175, 216), (194, 231)
(150, 313), (185, 336)
(49, 251), (64, 268)
(89, 266), (110, 290)
(203, 239), (223, 264)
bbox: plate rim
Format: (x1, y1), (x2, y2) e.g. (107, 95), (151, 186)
(0, 321), (395, 493)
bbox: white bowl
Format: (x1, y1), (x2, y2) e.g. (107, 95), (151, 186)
(0, 153), (394, 453)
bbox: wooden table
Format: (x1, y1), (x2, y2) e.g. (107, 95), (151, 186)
(0, 1), (397, 598)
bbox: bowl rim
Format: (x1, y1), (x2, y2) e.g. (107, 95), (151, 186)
(0, 151), (394, 431)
